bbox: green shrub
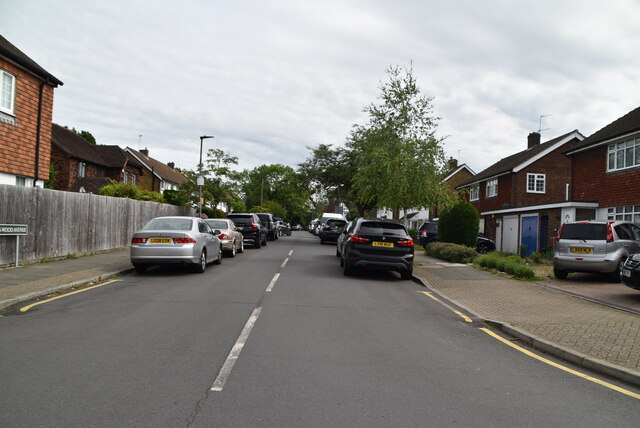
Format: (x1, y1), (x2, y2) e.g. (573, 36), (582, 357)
(425, 242), (477, 264)
(475, 253), (536, 280)
(438, 200), (480, 247)
(408, 228), (417, 241)
(98, 182), (164, 203)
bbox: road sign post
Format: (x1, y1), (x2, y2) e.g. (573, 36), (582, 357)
(0, 224), (28, 267)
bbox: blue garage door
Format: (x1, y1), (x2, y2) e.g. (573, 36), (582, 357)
(521, 216), (538, 257)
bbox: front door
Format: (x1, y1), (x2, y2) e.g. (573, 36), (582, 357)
(521, 216), (538, 257)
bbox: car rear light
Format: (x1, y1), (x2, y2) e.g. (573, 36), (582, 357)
(251, 223), (259, 231)
(173, 237), (197, 244)
(555, 224), (564, 241)
(131, 237), (147, 243)
(350, 234), (370, 243)
(606, 223), (614, 243)
(217, 233), (228, 240)
(397, 239), (414, 247)
(420, 230), (427, 237)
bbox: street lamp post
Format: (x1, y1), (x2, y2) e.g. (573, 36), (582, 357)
(198, 135), (214, 217)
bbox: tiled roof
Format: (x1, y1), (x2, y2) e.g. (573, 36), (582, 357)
(126, 147), (188, 185)
(52, 124), (142, 169)
(0, 34), (63, 86)
(569, 106), (640, 152)
(458, 130), (581, 187)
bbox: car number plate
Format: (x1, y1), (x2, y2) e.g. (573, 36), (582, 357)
(236, 226), (244, 230)
(372, 241), (394, 248)
(149, 238), (172, 244)
(570, 247), (592, 254)
(622, 269), (631, 278)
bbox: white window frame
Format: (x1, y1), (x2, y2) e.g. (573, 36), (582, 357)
(1, 69), (16, 115)
(123, 170), (129, 184)
(78, 161), (86, 178)
(526, 173), (546, 193)
(607, 205), (640, 223)
(469, 184), (479, 201)
(607, 138), (640, 172)
(486, 179), (498, 198)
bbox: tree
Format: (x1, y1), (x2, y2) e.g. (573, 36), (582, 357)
(438, 200), (479, 247)
(349, 65), (455, 223)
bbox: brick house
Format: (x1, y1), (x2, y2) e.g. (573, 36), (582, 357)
(457, 130), (591, 255)
(51, 124), (144, 192)
(0, 35), (63, 187)
(429, 159), (476, 221)
(565, 106), (640, 223)
(125, 147), (189, 193)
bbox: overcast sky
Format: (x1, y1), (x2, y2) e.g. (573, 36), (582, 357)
(2, 0), (639, 174)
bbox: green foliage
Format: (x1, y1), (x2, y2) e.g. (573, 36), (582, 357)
(229, 200), (247, 213)
(439, 200), (480, 247)
(45, 164), (58, 189)
(65, 253), (78, 260)
(408, 228), (417, 241)
(162, 189), (190, 206)
(98, 182), (164, 202)
(475, 253), (537, 280)
(425, 242), (477, 264)
(78, 130), (96, 145)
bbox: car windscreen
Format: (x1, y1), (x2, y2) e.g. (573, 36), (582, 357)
(359, 221), (408, 237)
(327, 219), (347, 227)
(256, 214), (271, 223)
(228, 216), (253, 225)
(560, 223), (607, 240)
(206, 220), (229, 229)
(143, 218), (193, 231)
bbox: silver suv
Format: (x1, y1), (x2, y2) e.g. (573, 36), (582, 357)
(553, 221), (640, 281)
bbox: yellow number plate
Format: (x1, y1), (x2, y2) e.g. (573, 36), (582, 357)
(571, 247), (592, 254)
(372, 241), (394, 248)
(149, 238), (172, 244)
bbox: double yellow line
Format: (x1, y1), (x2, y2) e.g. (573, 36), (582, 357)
(19, 279), (122, 313)
(417, 290), (640, 400)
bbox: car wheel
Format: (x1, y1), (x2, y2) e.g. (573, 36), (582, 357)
(320, 238), (325, 245)
(255, 238), (261, 249)
(476, 243), (490, 254)
(194, 250), (207, 273)
(342, 253), (353, 276)
(238, 240), (244, 253)
(401, 269), (413, 280)
(336, 248), (340, 257)
(133, 263), (147, 274)
(228, 242), (236, 257)
(610, 258), (626, 282)
(214, 246), (223, 265)
(553, 268), (568, 280)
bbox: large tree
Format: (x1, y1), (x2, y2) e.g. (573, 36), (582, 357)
(349, 65), (455, 222)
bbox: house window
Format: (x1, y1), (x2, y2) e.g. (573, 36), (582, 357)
(486, 179), (498, 198)
(1, 69), (16, 115)
(469, 184), (479, 201)
(15, 176), (26, 186)
(78, 161), (86, 178)
(131, 174), (137, 185)
(608, 138), (640, 171)
(123, 170), (129, 184)
(607, 205), (640, 223)
(526, 173), (545, 193)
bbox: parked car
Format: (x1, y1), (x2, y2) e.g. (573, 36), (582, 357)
(274, 217), (291, 236)
(417, 221), (496, 253)
(204, 218), (244, 257)
(319, 218), (347, 244)
(340, 218), (414, 280)
(130, 216), (222, 273)
(255, 212), (278, 241)
(336, 221), (352, 257)
(227, 213), (268, 249)
(553, 220), (640, 281)
(621, 253), (640, 291)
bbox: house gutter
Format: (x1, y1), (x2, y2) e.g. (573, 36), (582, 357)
(33, 79), (49, 187)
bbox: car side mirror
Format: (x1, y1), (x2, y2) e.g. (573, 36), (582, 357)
(214, 229), (221, 235)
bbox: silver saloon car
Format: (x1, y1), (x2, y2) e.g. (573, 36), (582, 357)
(205, 218), (244, 257)
(130, 216), (222, 273)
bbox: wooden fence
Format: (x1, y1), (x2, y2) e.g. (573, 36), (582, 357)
(0, 185), (194, 266)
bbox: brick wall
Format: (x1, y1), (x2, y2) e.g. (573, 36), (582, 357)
(572, 144), (640, 207)
(469, 174), (513, 213)
(0, 59), (55, 181)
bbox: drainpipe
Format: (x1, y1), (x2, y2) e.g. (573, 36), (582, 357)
(33, 78), (50, 187)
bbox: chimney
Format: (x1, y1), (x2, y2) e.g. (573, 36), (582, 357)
(167, 162), (175, 169)
(140, 148), (149, 157)
(448, 158), (458, 170)
(527, 132), (541, 149)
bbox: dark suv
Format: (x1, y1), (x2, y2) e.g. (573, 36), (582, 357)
(339, 218), (414, 280)
(227, 213), (268, 249)
(418, 221), (439, 246)
(255, 213), (278, 241)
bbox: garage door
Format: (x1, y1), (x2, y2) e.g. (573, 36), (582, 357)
(502, 216), (519, 254)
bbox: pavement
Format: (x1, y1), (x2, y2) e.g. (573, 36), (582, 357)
(0, 248), (639, 388)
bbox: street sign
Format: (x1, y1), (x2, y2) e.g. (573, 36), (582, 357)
(0, 224), (28, 266)
(0, 224), (27, 235)
(197, 175), (205, 186)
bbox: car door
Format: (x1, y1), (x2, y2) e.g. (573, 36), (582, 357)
(198, 220), (216, 262)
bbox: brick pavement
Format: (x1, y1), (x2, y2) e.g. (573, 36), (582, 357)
(413, 255), (640, 374)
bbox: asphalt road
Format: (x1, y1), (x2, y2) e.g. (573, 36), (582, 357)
(1, 232), (639, 427)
